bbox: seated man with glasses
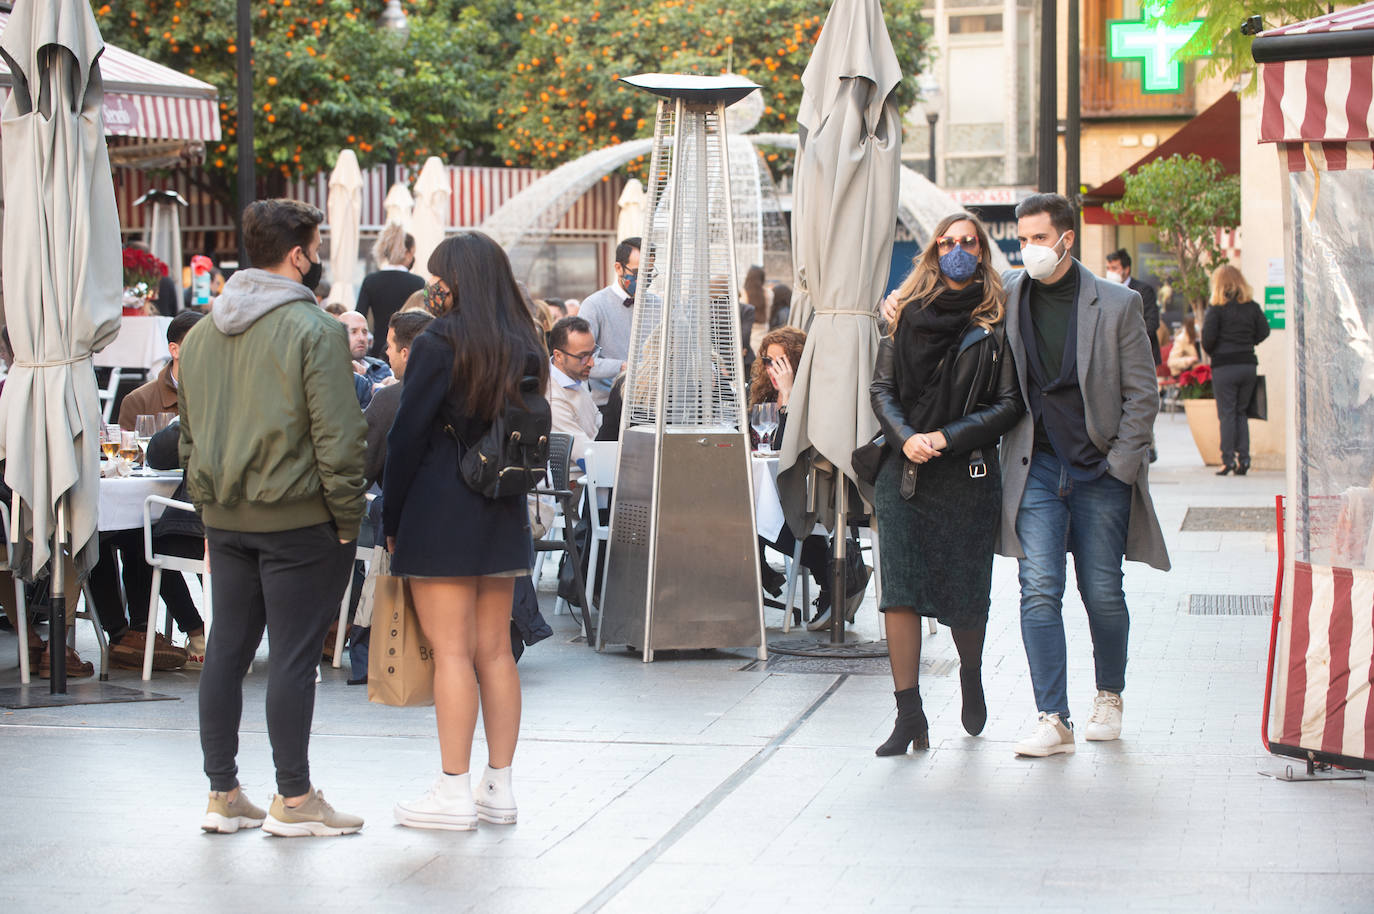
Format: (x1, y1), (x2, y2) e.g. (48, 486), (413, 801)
(545, 315), (602, 476)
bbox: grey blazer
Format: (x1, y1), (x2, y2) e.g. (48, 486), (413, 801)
(997, 261), (1170, 572)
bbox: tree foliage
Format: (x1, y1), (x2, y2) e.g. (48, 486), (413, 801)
(1106, 154), (1240, 319)
(93, 0), (502, 206)
(1163, 1), (1342, 91)
(486, 0), (930, 170)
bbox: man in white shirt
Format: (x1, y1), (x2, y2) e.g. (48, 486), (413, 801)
(545, 315), (603, 471)
(577, 237), (638, 406)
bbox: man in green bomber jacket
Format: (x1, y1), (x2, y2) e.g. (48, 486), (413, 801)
(178, 198), (368, 838)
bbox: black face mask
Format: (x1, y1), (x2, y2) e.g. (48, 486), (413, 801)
(299, 254), (323, 292)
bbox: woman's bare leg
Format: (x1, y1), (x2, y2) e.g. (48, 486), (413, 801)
(410, 577), (479, 775)
(472, 577), (520, 768)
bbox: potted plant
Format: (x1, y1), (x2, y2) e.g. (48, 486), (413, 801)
(1176, 363), (1221, 465)
(121, 246), (168, 316)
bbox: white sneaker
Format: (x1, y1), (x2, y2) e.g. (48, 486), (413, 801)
(1084, 690), (1124, 741)
(1014, 712), (1075, 757)
(394, 773), (478, 831)
(474, 765), (518, 825)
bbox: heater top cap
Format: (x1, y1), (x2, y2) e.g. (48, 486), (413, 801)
(620, 73), (761, 105)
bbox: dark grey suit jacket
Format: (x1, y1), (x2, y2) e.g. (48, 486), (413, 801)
(363, 381), (402, 488)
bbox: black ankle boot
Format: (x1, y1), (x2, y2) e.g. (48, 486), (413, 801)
(1235, 458), (1250, 476)
(875, 688), (929, 756)
(960, 667), (987, 736)
(1216, 463), (1235, 476)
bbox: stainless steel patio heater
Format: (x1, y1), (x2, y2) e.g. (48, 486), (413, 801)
(597, 74), (766, 662)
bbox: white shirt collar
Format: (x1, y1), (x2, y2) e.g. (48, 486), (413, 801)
(381, 264), (411, 272)
(549, 359), (583, 390)
(609, 280), (630, 303)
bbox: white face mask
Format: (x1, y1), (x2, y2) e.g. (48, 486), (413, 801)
(1022, 234), (1068, 281)
(1105, 269), (1124, 284)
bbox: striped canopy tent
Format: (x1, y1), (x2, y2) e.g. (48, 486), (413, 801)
(0, 9), (221, 143)
(1254, 4), (1374, 773)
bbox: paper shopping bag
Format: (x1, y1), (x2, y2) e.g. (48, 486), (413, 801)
(367, 555), (434, 707)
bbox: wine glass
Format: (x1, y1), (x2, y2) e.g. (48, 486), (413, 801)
(134, 415), (157, 471)
(118, 430), (142, 467)
(99, 425), (118, 461)
(751, 403), (780, 454)
(157, 411), (176, 432)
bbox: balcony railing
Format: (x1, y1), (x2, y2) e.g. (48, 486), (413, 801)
(1081, 48), (1196, 119)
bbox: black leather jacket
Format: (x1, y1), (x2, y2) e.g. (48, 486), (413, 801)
(870, 324), (1024, 457)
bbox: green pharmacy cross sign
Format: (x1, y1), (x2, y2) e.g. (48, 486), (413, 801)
(1108, 1), (1210, 94)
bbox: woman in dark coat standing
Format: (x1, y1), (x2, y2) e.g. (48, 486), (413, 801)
(1202, 264), (1270, 475)
(870, 212), (1023, 756)
(385, 232), (547, 830)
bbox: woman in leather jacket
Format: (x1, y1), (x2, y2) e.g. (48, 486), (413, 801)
(869, 213), (1024, 756)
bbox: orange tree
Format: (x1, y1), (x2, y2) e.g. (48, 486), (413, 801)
(93, 1), (501, 211)
(489, 0), (930, 170)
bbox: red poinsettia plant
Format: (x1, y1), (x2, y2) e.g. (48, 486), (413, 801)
(1175, 363), (1214, 400)
(122, 246), (169, 291)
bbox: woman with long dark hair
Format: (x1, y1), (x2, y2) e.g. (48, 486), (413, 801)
(384, 231), (548, 830)
(1202, 264), (1270, 475)
(870, 212), (1023, 755)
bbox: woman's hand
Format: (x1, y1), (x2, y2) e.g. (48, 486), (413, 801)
(386, 536), (396, 554)
(767, 357), (795, 407)
(880, 290), (901, 325)
(901, 433), (941, 464)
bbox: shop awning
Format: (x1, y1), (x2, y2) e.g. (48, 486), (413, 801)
(0, 10), (221, 142)
(1081, 91), (1240, 225)
(1254, 1), (1374, 171)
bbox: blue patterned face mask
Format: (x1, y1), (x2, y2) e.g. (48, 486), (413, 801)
(938, 245), (979, 282)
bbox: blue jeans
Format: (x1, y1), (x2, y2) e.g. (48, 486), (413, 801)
(1015, 452), (1132, 720)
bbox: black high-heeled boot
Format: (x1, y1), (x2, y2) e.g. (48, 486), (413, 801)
(875, 688), (929, 756)
(1235, 458), (1250, 476)
(960, 667), (987, 736)
(1216, 463), (1235, 476)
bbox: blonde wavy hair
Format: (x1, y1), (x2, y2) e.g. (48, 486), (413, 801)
(372, 222), (414, 267)
(888, 212), (1005, 333)
(1209, 263), (1252, 305)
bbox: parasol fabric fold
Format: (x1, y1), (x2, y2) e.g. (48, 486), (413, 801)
(0, 0), (123, 579)
(777, 0), (902, 535)
(383, 180), (413, 231)
(325, 148), (362, 308)
(410, 156), (450, 278)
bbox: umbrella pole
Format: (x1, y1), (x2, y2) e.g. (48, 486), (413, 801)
(49, 496), (69, 694)
(830, 480), (846, 645)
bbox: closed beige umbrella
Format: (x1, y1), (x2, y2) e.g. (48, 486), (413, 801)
(325, 148), (362, 308)
(410, 156), (450, 278)
(775, 0), (902, 642)
(0, 0), (124, 686)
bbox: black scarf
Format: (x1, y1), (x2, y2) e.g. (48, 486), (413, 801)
(893, 283), (982, 433)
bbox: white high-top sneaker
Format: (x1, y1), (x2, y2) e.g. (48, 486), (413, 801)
(394, 772), (478, 831)
(473, 765), (518, 825)
(1083, 690), (1124, 741)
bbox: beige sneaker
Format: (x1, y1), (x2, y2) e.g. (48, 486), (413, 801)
(263, 788), (363, 837)
(1084, 690), (1124, 741)
(1013, 712), (1076, 757)
(201, 789), (267, 834)
(185, 632), (207, 671)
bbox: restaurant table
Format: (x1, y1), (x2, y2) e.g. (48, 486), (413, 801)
(92, 315), (172, 372)
(752, 452), (786, 541)
(97, 471), (182, 532)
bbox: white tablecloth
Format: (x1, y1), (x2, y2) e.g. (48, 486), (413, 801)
(98, 473), (182, 532)
(92, 316), (173, 371)
(752, 454), (785, 542)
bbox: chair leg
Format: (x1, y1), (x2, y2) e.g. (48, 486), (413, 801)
(201, 573), (212, 635)
(82, 584), (108, 680)
(15, 577), (30, 684)
(143, 566), (162, 681)
(559, 495), (593, 642)
(334, 575), (352, 670)
(781, 539), (802, 634)
(584, 534), (600, 615)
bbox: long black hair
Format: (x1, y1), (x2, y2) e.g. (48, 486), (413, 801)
(427, 231), (549, 422)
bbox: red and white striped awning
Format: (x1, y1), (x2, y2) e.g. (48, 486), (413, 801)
(0, 10), (221, 142)
(1256, 2), (1374, 170)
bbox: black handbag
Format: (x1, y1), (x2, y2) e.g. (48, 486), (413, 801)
(1246, 375), (1268, 421)
(445, 376), (552, 499)
(851, 433), (887, 486)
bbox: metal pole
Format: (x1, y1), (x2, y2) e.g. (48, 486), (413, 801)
(49, 497), (68, 694)
(1037, 0), (1058, 192)
(926, 113), (938, 184)
(236, 0), (255, 268)
(1066, 0), (1081, 259)
(829, 477), (846, 645)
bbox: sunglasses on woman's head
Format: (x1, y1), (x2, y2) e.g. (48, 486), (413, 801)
(935, 234), (980, 254)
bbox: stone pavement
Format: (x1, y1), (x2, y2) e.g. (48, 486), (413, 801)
(2, 416), (1371, 913)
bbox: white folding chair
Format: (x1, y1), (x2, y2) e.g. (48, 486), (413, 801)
(334, 493), (377, 668)
(97, 367), (121, 423)
(581, 441), (619, 613)
(141, 494), (210, 681)
(1, 501), (32, 683)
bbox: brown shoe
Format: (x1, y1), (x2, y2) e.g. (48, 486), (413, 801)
(111, 629), (186, 671)
(34, 642), (95, 679)
(322, 621), (339, 662)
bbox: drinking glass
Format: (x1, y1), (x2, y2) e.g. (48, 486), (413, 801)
(118, 430), (142, 467)
(751, 403), (780, 454)
(99, 425), (118, 460)
(157, 411), (176, 432)
(135, 415), (157, 471)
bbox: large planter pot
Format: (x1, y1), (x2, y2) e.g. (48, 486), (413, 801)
(1182, 398), (1222, 466)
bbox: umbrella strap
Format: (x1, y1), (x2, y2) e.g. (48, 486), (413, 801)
(821, 310), (878, 318)
(12, 355), (91, 368)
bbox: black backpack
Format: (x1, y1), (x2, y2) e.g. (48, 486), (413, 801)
(446, 375), (551, 499)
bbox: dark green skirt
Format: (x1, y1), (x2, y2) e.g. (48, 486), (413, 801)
(873, 447), (1002, 629)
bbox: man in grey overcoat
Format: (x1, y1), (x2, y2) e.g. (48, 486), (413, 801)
(998, 193), (1170, 758)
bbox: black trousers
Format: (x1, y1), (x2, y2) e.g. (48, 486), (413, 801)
(87, 531), (205, 638)
(1213, 363), (1257, 466)
(199, 524), (354, 796)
